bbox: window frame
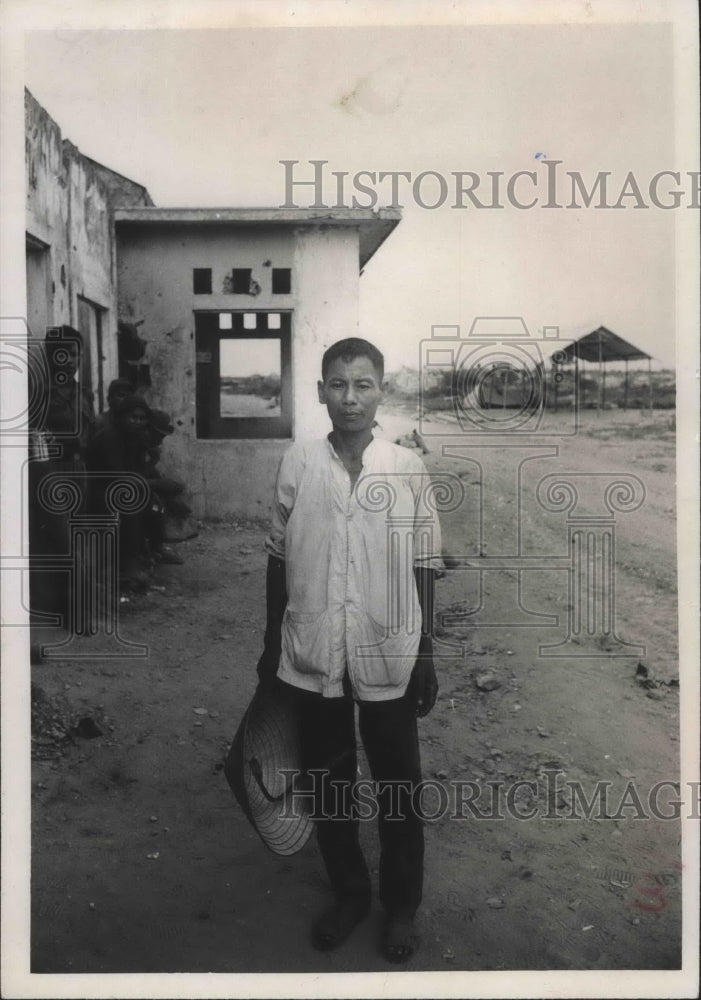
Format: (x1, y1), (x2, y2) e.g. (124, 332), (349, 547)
(195, 310), (292, 440)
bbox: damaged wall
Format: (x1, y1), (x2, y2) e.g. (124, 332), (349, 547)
(25, 93), (398, 525)
(25, 91), (71, 333)
(115, 219), (361, 518)
(25, 89), (152, 410)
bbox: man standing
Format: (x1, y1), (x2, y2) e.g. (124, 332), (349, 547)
(28, 327), (94, 623)
(257, 337), (441, 963)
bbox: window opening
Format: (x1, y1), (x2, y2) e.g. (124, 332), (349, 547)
(220, 340), (281, 418)
(232, 268), (252, 294)
(272, 268), (291, 294)
(195, 311), (292, 440)
(193, 268), (212, 294)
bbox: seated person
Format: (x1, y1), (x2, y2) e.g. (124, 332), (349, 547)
(142, 408), (190, 564)
(144, 409), (187, 501)
(93, 378), (134, 434)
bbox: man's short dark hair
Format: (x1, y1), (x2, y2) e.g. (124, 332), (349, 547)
(321, 338), (384, 381)
(107, 378), (134, 400)
(114, 394), (150, 419)
(44, 325), (83, 367)
(45, 325), (83, 343)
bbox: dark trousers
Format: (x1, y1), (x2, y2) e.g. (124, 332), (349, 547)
(288, 679), (424, 917)
(28, 459), (87, 623)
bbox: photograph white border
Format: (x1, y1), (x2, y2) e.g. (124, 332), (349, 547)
(1, 2), (698, 997)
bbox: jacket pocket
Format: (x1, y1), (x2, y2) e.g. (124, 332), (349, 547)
(282, 609), (329, 676)
(349, 612), (418, 691)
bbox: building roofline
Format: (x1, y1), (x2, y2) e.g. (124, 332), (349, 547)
(80, 154), (153, 199)
(114, 207), (401, 269)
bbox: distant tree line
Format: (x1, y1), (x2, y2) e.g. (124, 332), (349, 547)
(221, 373), (281, 398)
(384, 365), (676, 410)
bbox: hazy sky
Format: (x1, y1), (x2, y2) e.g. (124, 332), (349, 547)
(21, 14), (693, 369)
(221, 337), (280, 378)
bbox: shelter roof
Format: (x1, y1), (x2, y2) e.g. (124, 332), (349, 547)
(114, 207), (401, 270)
(554, 325), (652, 363)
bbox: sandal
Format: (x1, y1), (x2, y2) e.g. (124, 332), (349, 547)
(311, 897), (370, 951)
(383, 913), (419, 964)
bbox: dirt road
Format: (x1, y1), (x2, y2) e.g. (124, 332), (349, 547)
(30, 407), (683, 975)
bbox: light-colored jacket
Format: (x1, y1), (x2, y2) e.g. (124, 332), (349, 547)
(265, 436), (442, 701)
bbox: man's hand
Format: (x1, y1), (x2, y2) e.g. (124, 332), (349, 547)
(411, 566), (438, 717)
(408, 656), (438, 718)
(256, 647), (280, 695)
(256, 555), (287, 695)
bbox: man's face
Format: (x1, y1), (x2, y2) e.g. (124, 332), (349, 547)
(109, 387), (130, 410)
(120, 407), (149, 436)
(317, 355), (384, 434)
(47, 341), (80, 382)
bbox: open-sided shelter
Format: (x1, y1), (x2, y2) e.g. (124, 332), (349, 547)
(552, 325), (654, 410)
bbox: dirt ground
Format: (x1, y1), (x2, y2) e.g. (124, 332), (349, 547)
(29, 406), (684, 976)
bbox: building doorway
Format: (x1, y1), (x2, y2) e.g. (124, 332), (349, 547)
(77, 295), (106, 413)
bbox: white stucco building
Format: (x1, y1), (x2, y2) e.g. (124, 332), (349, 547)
(25, 88), (402, 519)
(115, 207), (400, 517)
